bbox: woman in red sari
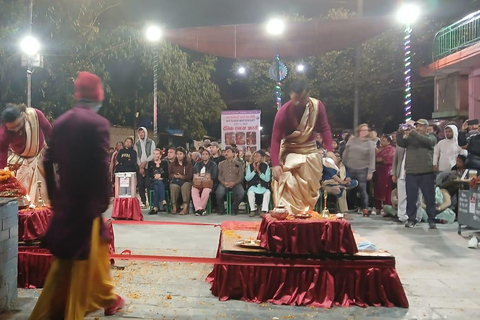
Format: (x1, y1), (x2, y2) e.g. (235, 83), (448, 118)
(374, 134), (396, 212)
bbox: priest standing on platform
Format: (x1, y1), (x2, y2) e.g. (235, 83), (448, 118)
(271, 80), (335, 214)
(0, 103), (52, 203)
(30, 71), (124, 319)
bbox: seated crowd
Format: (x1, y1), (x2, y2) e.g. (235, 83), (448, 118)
(109, 119), (480, 222)
(109, 133), (275, 217)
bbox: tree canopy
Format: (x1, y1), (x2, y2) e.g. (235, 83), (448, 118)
(0, 0), (226, 139)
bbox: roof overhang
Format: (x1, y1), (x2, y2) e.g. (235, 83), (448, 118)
(421, 41), (480, 77)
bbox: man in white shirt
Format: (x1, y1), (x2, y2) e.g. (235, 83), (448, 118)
(433, 124), (462, 173)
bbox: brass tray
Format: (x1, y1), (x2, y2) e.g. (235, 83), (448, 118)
(235, 239), (263, 248)
(294, 213), (312, 219)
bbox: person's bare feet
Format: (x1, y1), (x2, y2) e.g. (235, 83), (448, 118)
(179, 204), (188, 215)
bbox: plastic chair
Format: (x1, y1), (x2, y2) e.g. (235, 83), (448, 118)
(316, 189), (339, 213)
(206, 194), (212, 215)
(149, 190), (154, 210)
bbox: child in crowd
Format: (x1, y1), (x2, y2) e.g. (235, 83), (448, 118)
(321, 152), (358, 212)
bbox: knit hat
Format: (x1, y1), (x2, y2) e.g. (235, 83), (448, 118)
(74, 71), (104, 102)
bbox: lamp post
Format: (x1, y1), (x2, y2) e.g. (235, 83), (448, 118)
(396, 3), (421, 122)
(145, 25), (162, 143)
(353, 0), (363, 130)
(20, 35), (40, 108)
(266, 18), (285, 110)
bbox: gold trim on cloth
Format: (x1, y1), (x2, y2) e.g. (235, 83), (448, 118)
(272, 98), (323, 214)
(20, 107), (40, 158)
(7, 107), (48, 204)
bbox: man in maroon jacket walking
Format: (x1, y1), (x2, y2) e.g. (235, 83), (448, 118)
(30, 72), (124, 319)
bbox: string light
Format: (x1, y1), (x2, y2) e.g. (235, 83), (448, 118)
(404, 24), (412, 122)
(275, 54), (282, 109)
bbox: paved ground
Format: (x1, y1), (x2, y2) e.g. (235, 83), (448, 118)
(10, 205), (480, 320)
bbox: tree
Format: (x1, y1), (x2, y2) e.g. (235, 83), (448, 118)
(0, 0), (226, 139)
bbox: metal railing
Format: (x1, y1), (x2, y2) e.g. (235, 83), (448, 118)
(434, 10), (480, 60)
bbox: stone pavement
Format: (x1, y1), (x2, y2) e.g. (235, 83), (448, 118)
(10, 207), (480, 320)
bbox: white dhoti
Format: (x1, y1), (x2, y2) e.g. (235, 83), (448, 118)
(8, 150), (49, 205)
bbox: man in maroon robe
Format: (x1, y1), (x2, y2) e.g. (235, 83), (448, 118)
(30, 71), (124, 318)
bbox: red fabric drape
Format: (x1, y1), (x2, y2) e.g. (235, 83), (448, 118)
(207, 257), (408, 308)
(18, 219), (115, 288)
(111, 198), (143, 221)
(18, 247), (54, 288)
(164, 17), (393, 59)
(257, 215), (358, 255)
(18, 207), (53, 242)
(208, 222), (408, 308)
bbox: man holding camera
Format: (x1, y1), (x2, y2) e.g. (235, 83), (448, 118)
(396, 119), (438, 229)
(459, 119), (480, 170)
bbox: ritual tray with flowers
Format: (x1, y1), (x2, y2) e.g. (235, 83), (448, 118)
(0, 168), (27, 198)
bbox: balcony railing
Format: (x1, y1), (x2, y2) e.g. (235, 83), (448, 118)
(434, 10), (480, 60)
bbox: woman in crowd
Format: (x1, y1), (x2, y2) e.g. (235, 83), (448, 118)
(148, 148), (169, 214)
(109, 141), (124, 191)
(168, 147), (193, 215)
(192, 149), (218, 216)
(332, 139), (339, 151)
(373, 134), (396, 214)
(342, 123), (376, 216)
(339, 133), (353, 157)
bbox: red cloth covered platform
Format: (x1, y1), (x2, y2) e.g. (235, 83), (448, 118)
(257, 214), (358, 254)
(111, 198), (143, 221)
(18, 207), (53, 242)
(18, 219), (116, 288)
(206, 221), (408, 308)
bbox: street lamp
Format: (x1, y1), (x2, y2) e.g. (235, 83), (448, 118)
(296, 64), (305, 72)
(238, 66), (246, 75)
(266, 18), (285, 110)
(266, 18), (285, 36)
(145, 25), (162, 143)
(396, 3), (421, 122)
(20, 35), (41, 108)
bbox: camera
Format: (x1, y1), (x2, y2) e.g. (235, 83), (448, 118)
(399, 124), (410, 131)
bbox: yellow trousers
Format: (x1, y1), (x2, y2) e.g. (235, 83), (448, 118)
(29, 218), (117, 320)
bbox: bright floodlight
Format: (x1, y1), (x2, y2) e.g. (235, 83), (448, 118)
(238, 66), (246, 74)
(266, 18), (285, 36)
(396, 3), (421, 24)
(296, 64), (305, 72)
(259, 126), (263, 131)
(146, 25), (162, 42)
(20, 36), (40, 56)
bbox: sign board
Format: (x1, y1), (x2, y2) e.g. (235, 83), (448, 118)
(221, 110), (261, 153)
(119, 178), (130, 188)
(458, 190), (480, 233)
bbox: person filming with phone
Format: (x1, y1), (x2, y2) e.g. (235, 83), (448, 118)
(459, 119), (480, 170)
